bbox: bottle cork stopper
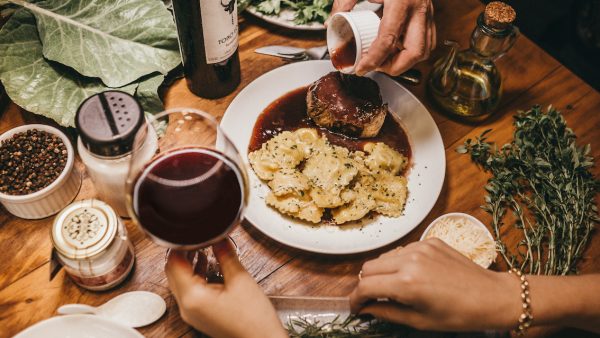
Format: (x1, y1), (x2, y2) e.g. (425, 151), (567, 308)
(484, 1), (516, 29)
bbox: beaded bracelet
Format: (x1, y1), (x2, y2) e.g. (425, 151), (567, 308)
(508, 268), (533, 336)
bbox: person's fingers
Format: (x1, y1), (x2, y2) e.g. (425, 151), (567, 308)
(326, 0), (358, 26)
(360, 302), (424, 328)
(165, 250), (206, 299)
(361, 256), (402, 277)
(212, 238), (248, 283)
(378, 245), (404, 259)
(430, 21), (437, 51)
(349, 274), (418, 313)
(429, 1), (437, 51)
(355, 1), (410, 76)
(376, 4), (428, 76)
(423, 7), (433, 60)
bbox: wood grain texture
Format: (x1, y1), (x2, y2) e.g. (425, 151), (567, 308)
(0, 1), (598, 337)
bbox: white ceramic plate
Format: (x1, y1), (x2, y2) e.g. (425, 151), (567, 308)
(13, 314), (144, 338)
(245, 1), (381, 31)
(221, 60), (445, 254)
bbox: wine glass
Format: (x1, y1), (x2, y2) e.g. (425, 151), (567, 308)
(126, 108), (248, 278)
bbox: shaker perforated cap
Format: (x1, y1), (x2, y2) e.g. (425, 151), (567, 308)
(76, 91), (144, 157)
(51, 199), (118, 260)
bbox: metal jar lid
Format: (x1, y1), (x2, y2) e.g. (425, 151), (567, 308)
(51, 199), (118, 260)
(75, 91), (145, 157)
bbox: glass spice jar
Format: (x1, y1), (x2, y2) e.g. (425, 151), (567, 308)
(76, 91), (158, 217)
(51, 199), (135, 291)
(428, 1), (519, 120)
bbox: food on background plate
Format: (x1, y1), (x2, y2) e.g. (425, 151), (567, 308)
(249, 128), (408, 224)
(307, 72), (387, 138)
(238, 0), (333, 25)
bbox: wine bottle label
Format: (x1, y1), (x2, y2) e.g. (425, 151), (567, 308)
(199, 0), (239, 64)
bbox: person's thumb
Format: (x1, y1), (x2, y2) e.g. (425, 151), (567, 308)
(165, 250), (206, 300)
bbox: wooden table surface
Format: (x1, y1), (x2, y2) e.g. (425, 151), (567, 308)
(1, 1), (599, 337)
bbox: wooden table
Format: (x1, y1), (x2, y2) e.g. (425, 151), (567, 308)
(1, 1), (599, 337)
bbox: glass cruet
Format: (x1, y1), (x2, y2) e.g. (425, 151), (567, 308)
(428, 1), (519, 121)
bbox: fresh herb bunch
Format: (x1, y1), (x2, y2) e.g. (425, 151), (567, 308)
(286, 315), (411, 337)
(239, 0), (333, 25)
(457, 105), (600, 275)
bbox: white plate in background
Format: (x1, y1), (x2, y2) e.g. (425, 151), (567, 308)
(221, 60), (445, 254)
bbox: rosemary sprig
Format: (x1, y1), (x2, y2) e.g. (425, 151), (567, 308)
(286, 314), (411, 337)
(457, 105), (600, 275)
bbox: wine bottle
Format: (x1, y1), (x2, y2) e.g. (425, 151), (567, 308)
(172, 0), (241, 99)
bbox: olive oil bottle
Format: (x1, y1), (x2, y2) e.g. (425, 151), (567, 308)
(428, 2), (518, 120)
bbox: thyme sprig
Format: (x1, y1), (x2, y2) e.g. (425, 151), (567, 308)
(286, 314), (411, 337)
(457, 105), (599, 275)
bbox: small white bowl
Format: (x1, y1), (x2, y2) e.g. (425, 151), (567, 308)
(421, 212), (496, 268)
(327, 11), (380, 74)
(0, 124), (81, 219)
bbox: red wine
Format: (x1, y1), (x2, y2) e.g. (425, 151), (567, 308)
(172, 0), (241, 99)
(331, 37), (357, 70)
(133, 148), (244, 247)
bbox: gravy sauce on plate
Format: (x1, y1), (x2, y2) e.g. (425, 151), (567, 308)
(248, 86), (412, 162)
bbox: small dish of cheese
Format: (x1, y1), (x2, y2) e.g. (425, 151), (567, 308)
(421, 213), (497, 268)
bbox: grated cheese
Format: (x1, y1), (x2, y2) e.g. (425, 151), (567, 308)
(425, 216), (497, 268)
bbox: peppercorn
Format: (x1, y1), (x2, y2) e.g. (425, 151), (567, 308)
(0, 129), (68, 195)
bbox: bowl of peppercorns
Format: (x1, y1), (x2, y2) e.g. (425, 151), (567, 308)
(0, 124), (81, 219)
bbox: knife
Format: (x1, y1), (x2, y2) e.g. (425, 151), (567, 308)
(255, 46), (308, 59)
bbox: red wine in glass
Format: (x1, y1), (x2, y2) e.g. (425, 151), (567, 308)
(132, 147), (244, 248)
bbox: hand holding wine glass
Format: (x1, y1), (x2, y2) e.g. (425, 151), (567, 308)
(165, 239), (287, 338)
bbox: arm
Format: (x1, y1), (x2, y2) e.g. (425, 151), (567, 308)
(528, 274), (600, 333)
(350, 239), (600, 333)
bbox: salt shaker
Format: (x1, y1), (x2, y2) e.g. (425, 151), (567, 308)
(76, 91), (158, 217)
(51, 199), (135, 291)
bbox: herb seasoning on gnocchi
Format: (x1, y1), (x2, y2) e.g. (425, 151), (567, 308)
(249, 128), (408, 224)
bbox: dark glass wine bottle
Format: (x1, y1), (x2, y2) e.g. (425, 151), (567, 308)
(172, 0), (241, 99)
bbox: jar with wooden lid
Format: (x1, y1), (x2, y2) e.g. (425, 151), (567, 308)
(428, 1), (519, 120)
(51, 199), (135, 291)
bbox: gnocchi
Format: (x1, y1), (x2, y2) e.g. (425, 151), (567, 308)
(249, 128), (409, 224)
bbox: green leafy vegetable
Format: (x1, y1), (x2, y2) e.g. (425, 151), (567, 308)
(459, 105), (600, 275)
(0, 0), (181, 127)
(12, 0), (180, 88)
(135, 72), (165, 115)
(257, 0), (280, 14)
(0, 9), (137, 126)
